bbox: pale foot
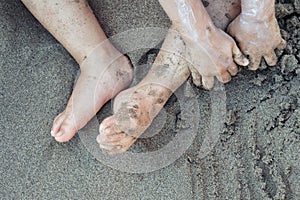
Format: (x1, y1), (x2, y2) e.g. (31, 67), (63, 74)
(51, 44), (133, 142)
(97, 29), (190, 154)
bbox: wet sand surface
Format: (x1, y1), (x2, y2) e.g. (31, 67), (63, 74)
(1, 0), (299, 199)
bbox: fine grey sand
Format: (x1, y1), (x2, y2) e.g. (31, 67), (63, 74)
(1, 0), (299, 199)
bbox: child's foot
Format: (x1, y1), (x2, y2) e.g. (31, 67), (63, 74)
(51, 44), (133, 142)
(97, 84), (172, 153)
(97, 29), (190, 154)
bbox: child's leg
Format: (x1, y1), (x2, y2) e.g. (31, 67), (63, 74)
(21, 0), (133, 142)
(97, 0), (244, 154)
(22, 0), (109, 64)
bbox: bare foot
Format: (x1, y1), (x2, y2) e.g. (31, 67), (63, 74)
(51, 43), (133, 142)
(97, 29), (190, 154)
(227, 0), (286, 70)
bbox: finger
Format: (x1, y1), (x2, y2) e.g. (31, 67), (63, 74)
(202, 76), (214, 90)
(217, 71), (231, 83)
(232, 43), (249, 66)
(189, 65), (201, 87)
(264, 50), (278, 66)
(248, 55), (262, 70)
(227, 63), (239, 76)
(277, 38), (287, 50)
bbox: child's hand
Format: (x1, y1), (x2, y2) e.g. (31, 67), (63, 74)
(184, 27), (249, 89)
(227, 14), (286, 70)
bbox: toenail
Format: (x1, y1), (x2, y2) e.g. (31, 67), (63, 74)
(56, 132), (64, 137)
(50, 130), (54, 135)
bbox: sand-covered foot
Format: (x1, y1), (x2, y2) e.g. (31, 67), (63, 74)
(51, 44), (133, 142)
(97, 29), (191, 154)
(227, 0), (286, 70)
(97, 84), (172, 153)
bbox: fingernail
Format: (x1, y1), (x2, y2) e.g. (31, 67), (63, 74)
(244, 58), (250, 65)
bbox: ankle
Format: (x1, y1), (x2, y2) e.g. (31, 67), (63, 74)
(80, 41), (123, 71)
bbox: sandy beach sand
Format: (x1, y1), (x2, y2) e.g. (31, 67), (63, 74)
(1, 0), (299, 199)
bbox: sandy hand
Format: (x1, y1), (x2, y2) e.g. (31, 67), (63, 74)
(184, 26), (249, 89)
(227, 1), (286, 70)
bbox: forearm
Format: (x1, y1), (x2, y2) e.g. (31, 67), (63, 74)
(158, 0), (215, 41)
(241, 0), (275, 21)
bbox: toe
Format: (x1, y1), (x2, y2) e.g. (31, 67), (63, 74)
(108, 135), (136, 154)
(99, 116), (115, 134)
(97, 132), (125, 144)
(98, 116), (125, 145)
(54, 118), (78, 143)
(100, 144), (119, 151)
(51, 113), (65, 137)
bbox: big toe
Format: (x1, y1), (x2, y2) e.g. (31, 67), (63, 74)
(97, 116), (119, 143)
(53, 116), (78, 143)
(51, 113), (65, 137)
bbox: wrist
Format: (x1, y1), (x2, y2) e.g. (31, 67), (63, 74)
(241, 0), (275, 22)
